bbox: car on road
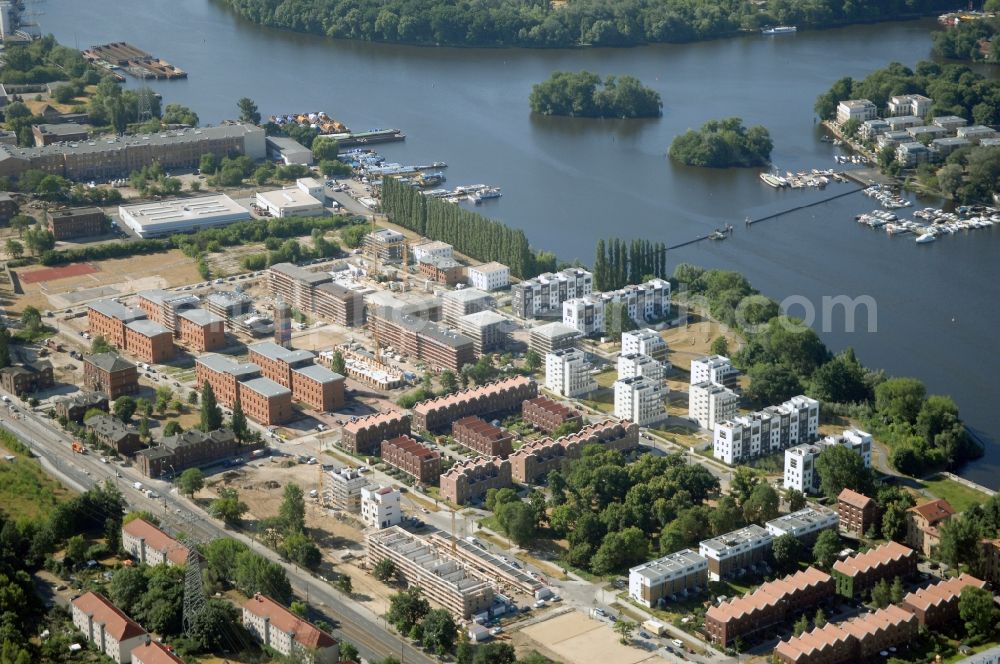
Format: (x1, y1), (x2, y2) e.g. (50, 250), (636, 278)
(639, 631), (651, 639)
(672, 639), (683, 648)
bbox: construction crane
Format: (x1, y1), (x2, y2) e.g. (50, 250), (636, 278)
(366, 300), (381, 363)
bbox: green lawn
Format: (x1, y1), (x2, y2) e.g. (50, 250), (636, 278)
(0, 434), (74, 519)
(581, 389), (615, 414)
(595, 369), (618, 389)
(915, 474), (992, 512)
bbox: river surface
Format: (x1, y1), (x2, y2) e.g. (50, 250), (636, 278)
(42, 1), (1000, 488)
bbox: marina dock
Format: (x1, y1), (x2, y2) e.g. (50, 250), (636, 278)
(82, 42), (187, 80)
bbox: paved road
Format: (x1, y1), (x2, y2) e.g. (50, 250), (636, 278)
(0, 394), (435, 664)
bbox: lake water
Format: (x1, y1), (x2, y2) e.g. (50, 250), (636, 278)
(42, 1), (1000, 487)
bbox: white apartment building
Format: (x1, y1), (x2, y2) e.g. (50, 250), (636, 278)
(765, 507), (839, 541)
(324, 467), (371, 512)
(713, 395), (820, 465)
(614, 376), (667, 427)
(562, 278), (671, 336)
(243, 594), (339, 664)
(837, 99), (878, 124)
(699, 524), (774, 581)
(71, 592), (148, 664)
(544, 348), (596, 398)
(688, 380), (739, 430)
(783, 428), (873, 493)
(361, 485), (402, 529)
(621, 328), (669, 364)
(690, 355), (740, 390)
(512, 268), (592, 319)
(888, 94), (932, 118)
(628, 549), (708, 608)
(617, 353), (665, 382)
(412, 240), (454, 263)
(467, 262), (510, 291)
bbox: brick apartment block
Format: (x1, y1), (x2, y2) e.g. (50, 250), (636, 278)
(521, 396), (583, 433)
(412, 375), (538, 432)
(47, 206), (106, 240)
(177, 309), (226, 352)
(248, 342), (345, 412)
(381, 435), (441, 484)
(452, 416), (514, 457)
(900, 573), (985, 629)
(439, 456), (512, 505)
(705, 567), (834, 646)
(775, 604), (918, 664)
(83, 352), (138, 399)
(508, 418), (639, 483)
(838, 487), (878, 537)
(831, 541), (917, 598)
(341, 410), (412, 455)
(194, 354), (292, 425)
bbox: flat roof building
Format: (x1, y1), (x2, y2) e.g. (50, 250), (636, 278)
(366, 526), (494, 619)
(441, 288), (494, 327)
(467, 261), (510, 291)
(629, 549), (708, 608)
(47, 206), (107, 240)
(699, 524), (773, 581)
(324, 466), (371, 512)
(255, 187), (324, 218)
(458, 310), (508, 355)
(766, 507), (839, 542)
(119, 194), (251, 238)
(361, 485), (401, 529)
(371, 312), (474, 372)
(529, 321), (581, 355)
(266, 135), (313, 165)
(714, 395), (820, 465)
(544, 347), (596, 398)
(689, 381), (739, 430)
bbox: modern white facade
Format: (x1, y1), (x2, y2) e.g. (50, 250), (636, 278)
(513, 268), (592, 319)
(699, 524), (774, 581)
(765, 507), (839, 541)
(617, 353), (665, 382)
(614, 376), (667, 426)
(562, 278), (671, 336)
(544, 348), (596, 398)
(688, 380), (739, 430)
(690, 355), (740, 390)
(467, 262), (510, 291)
(629, 549), (708, 608)
(621, 328), (668, 364)
(783, 428), (873, 494)
(412, 241), (454, 263)
(361, 485), (402, 529)
(713, 395), (820, 465)
(888, 94), (932, 118)
(837, 99), (878, 124)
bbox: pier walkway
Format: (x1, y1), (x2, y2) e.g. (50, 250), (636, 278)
(664, 184), (866, 251)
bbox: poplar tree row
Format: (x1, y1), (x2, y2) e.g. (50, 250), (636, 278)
(593, 237), (668, 291)
(381, 177), (548, 278)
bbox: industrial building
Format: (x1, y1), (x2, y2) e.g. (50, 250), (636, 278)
(254, 187), (324, 218)
(0, 123), (265, 181)
(119, 194), (251, 238)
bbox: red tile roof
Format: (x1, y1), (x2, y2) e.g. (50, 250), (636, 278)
(901, 573), (985, 613)
(832, 541), (915, 578)
(412, 375), (533, 414)
(72, 592), (146, 642)
(838, 487), (874, 510)
(243, 594), (337, 650)
(522, 396), (579, 419)
(706, 567), (831, 624)
(909, 499), (956, 525)
(123, 517), (190, 565)
(775, 604), (916, 663)
(131, 641), (184, 664)
(382, 435), (440, 461)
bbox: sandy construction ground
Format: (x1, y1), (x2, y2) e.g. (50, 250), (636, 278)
(13, 250), (200, 313)
(661, 318), (740, 372)
(514, 611), (663, 664)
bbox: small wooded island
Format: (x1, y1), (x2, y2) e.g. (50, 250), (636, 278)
(529, 71), (662, 119)
(668, 117), (773, 167)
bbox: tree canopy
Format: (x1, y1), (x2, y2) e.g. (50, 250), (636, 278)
(668, 117), (773, 168)
(529, 71), (661, 118)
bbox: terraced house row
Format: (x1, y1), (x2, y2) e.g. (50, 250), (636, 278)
(508, 418), (639, 483)
(412, 375), (538, 432)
